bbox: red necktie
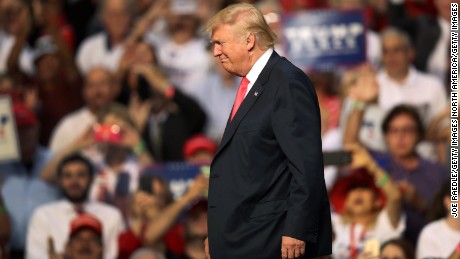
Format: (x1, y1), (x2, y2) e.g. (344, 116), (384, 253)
(230, 77), (250, 121)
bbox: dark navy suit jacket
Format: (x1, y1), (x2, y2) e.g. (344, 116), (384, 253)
(207, 51), (332, 258)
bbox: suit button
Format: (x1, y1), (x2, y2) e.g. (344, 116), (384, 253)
(210, 175), (219, 178)
(209, 205), (216, 209)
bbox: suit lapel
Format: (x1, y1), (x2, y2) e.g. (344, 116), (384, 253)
(214, 51), (281, 158)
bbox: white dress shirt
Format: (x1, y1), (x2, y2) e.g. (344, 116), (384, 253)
(26, 200), (124, 259)
(245, 48), (274, 95)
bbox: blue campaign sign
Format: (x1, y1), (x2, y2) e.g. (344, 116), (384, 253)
(142, 162), (207, 200)
(281, 9), (366, 69)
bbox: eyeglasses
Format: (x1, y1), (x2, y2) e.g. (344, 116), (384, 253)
(386, 126), (418, 135)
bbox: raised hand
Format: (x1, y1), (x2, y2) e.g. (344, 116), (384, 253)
(345, 64), (379, 104)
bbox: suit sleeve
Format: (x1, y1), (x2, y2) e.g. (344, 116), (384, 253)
(271, 76), (325, 243)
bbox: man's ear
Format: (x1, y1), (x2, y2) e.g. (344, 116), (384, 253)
(246, 33), (256, 51)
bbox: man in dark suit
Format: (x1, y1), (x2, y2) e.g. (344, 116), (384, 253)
(203, 3), (332, 259)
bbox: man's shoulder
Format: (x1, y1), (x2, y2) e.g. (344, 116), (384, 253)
(57, 108), (91, 126)
(78, 32), (106, 50)
(32, 200), (67, 217)
(412, 69), (443, 88)
(271, 56), (309, 82)
(86, 201), (122, 217)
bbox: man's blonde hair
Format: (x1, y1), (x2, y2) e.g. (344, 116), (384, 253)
(205, 3), (278, 50)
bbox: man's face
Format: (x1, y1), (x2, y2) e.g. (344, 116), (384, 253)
(345, 187), (379, 216)
(211, 24), (249, 77)
(83, 69), (113, 111)
(385, 114), (419, 158)
(381, 35), (413, 76)
(59, 161), (92, 203)
(101, 0), (131, 40)
(66, 229), (103, 259)
(36, 54), (60, 81)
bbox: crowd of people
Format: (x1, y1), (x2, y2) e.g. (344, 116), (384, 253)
(0, 0), (457, 258)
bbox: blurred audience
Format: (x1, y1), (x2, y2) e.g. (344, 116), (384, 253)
(76, 0), (132, 74)
(193, 57), (238, 142)
(344, 103), (449, 244)
(48, 213), (105, 259)
(130, 248), (166, 259)
(0, 104), (60, 259)
(0, 0), (35, 76)
(32, 34), (83, 145)
(118, 174), (207, 258)
(417, 182), (460, 259)
(183, 134), (217, 165)
(126, 61), (207, 162)
(27, 153), (124, 259)
(144, 0), (211, 96)
(0, 189), (10, 259)
(380, 239), (415, 259)
(169, 199), (208, 259)
(49, 67), (115, 152)
(330, 145), (404, 257)
(388, 0), (455, 85)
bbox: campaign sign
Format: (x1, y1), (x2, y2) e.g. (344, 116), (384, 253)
(282, 9), (366, 69)
(0, 96), (20, 163)
(142, 162), (207, 200)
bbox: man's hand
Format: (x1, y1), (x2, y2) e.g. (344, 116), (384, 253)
(281, 236), (305, 259)
(204, 237), (210, 259)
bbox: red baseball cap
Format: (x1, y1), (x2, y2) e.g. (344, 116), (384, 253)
(13, 103), (37, 128)
(70, 213), (103, 237)
(329, 169), (387, 214)
(183, 134), (217, 159)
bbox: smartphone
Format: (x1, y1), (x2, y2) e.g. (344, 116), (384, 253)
(115, 172), (131, 197)
(93, 124), (123, 143)
(323, 151), (352, 166)
(139, 174), (154, 194)
(137, 75), (152, 101)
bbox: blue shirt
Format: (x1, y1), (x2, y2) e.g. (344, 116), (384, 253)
(371, 151), (449, 243)
(0, 146), (60, 250)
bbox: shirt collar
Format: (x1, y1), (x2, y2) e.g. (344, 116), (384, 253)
(245, 48), (273, 85)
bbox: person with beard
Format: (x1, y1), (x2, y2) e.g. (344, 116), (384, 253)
(26, 154), (124, 259)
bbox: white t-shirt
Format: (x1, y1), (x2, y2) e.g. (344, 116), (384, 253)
(76, 32), (124, 74)
(416, 219), (460, 259)
(48, 107), (96, 152)
(332, 209), (405, 258)
(377, 67), (447, 125)
(26, 200), (124, 259)
(0, 29), (34, 75)
(145, 33), (211, 96)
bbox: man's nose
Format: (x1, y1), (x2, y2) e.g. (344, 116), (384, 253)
(213, 44), (221, 57)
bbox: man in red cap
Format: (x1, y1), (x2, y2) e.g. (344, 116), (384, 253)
(0, 103), (60, 259)
(49, 213), (104, 259)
